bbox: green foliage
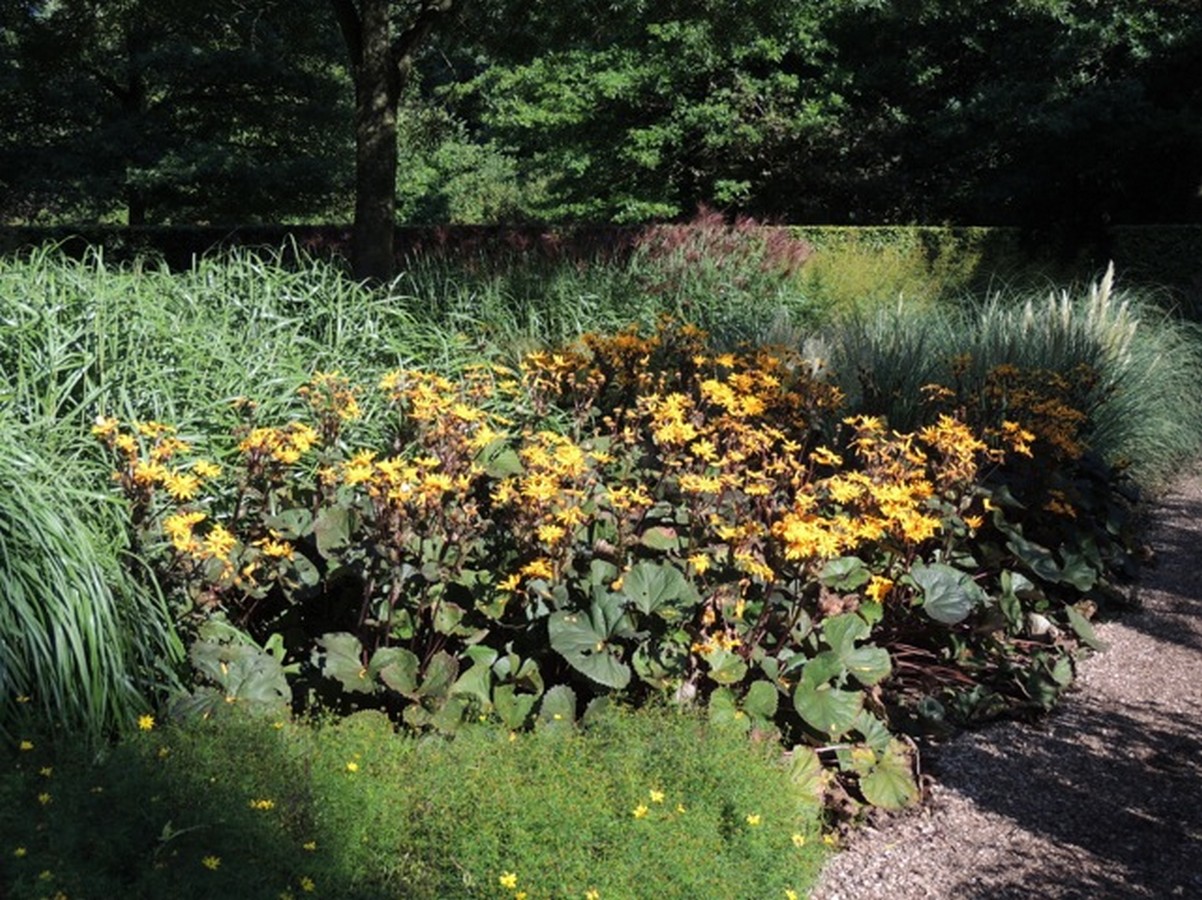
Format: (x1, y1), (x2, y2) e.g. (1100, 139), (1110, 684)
(0, 426), (183, 745)
(0, 705), (827, 898)
(0, 0), (351, 224)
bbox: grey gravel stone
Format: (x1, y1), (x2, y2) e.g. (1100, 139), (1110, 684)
(811, 467), (1202, 899)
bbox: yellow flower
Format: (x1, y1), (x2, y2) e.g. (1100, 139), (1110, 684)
(19, 740), (33, 751)
(823, 833), (839, 847)
(791, 832), (807, 848)
(515, 893), (528, 900)
(746, 813), (762, 826)
(39, 766), (52, 777)
(785, 891), (800, 900)
(298, 875), (315, 892)
(864, 576), (893, 603)
(687, 553), (711, 576)
(138, 714), (155, 731)
(302, 841), (317, 851)
(161, 470), (202, 501)
(632, 803), (649, 819)
(193, 460), (222, 479)
(13, 846), (26, 858)
(202, 855), (221, 870)
(499, 872), (518, 889)
(248, 798), (275, 811)
(37, 792), (51, 805)
(585, 891), (600, 900)
(649, 789), (665, 804)
(91, 415), (120, 439)
(345, 761), (359, 773)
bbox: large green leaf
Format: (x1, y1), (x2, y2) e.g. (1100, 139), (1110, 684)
(858, 741), (919, 809)
(621, 560), (696, 615)
(708, 686), (750, 734)
(547, 610), (632, 689)
(910, 562), (985, 625)
(819, 556), (870, 591)
(538, 684), (577, 730)
(821, 612), (870, 656)
(743, 679), (779, 720)
(843, 645), (892, 686)
(369, 646), (420, 697)
(313, 632), (374, 694)
(700, 647), (748, 685)
(494, 684), (537, 730)
(1065, 605), (1107, 651)
(312, 505), (350, 558)
(793, 680), (863, 737)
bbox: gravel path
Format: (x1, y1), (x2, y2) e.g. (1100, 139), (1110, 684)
(811, 468), (1202, 899)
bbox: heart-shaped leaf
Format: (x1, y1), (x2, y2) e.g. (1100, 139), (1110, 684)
(910, 562), (985, 625)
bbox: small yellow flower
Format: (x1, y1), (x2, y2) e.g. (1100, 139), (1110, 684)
(676, 803), (686, 814)
(746, 813), (762, 826)
(38, 869), (52, 880)
(298, 875), (315, 892)
(158, 746), (171, 759)
(37, 792), (52, 805)
(345, 761), (359, 773)
(302, 841), (317, 851)
(16, 695), (31, 703)
(632, 803), (649, 819)
(499, 872), (518, 889)
(515, 893), (528, 900)
(823, 833), (839, 847)
(791, 832), (807, 848)
(19, 740), (33, 751)
(248, 798), (275, 811)
(785, 890), (800, 900)
(13, 846), (27, 857)
(138, 714), (155, 731)
(39, 767), (52, 777)
(585, 891), (600, 900)
(202, 855), (221, 870)
(649, 789), (665, 804)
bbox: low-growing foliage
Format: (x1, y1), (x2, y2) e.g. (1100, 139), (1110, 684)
(0, 705), (826, 899)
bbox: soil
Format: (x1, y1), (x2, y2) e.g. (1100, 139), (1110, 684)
(810, 466), (1202, 899)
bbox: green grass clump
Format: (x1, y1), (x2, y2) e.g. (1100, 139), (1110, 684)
(824, 266), (1202, 486)
(0, 706), (826, 899)
(0, 426), (183, 746)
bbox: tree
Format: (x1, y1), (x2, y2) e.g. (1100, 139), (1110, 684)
(0, 0), (351, 225)
(456, 0), (842, 223)
(329, 0), (453, 282)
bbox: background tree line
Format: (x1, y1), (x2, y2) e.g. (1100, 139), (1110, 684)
(2, 0), (1200, 244)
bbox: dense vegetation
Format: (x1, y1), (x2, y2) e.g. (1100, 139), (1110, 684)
(3, 0), (1200, 231)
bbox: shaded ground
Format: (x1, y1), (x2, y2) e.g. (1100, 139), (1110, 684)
(811, 468), (1202, 899)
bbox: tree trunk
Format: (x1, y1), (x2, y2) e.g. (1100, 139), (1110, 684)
(351, 0), (401, 283)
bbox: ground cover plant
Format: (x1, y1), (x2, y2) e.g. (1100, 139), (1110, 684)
(1, 705), (826, 899)
(3, 244), (1202, 896)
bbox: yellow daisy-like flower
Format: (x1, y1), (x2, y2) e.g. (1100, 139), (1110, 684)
(298, 875), (315, 892)
(515, 893), (528, 900)
(746, 813), (762, 826)
(13, 846), (27, 858)
(202, 855), (221, 870)
(823, 833), (839, 847)
(649, 789), (665, 804)
(39, 767), (52, 777)
(345, 761), (359, 773)
(19, 740), (33, 751)
(248, 798), (275, 811)
(138, 714), (155, 731)
(791, 832), (807, 848)
(302, 841), (317, 851)
(632, 803), (649, 819)
(193, 460), (222, 479)
(499, 872), (518, 889)
(585, 891), (600, 900)
(785, 890), (800, 900)
(37, 792), (52, 805)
